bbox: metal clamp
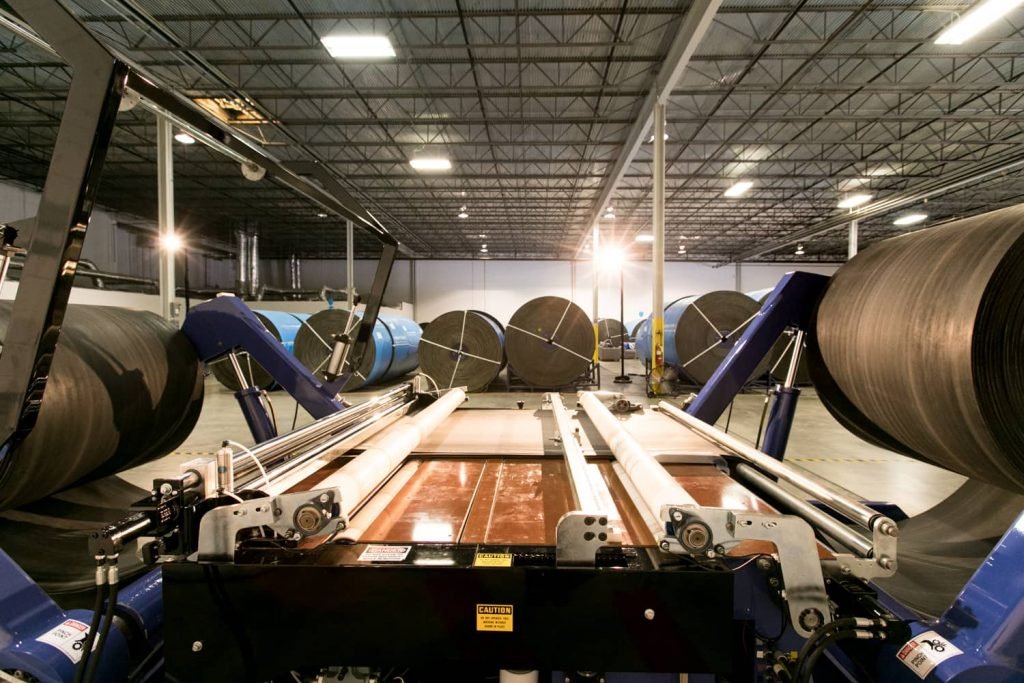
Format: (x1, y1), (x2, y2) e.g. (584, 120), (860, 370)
(197, 487), (346, 561)
(555, 512), (614, 566)
(657, 505), (831, 638)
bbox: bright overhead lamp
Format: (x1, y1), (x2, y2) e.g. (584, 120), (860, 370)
(678, 245), (686, 253)
(457, 211), (469, 219)
(410, 157), (452, 172)
(321, 35), (396, 58)
(478, 233), (486, 238)
(795, 244), (805, 256)
(635, 234), (654, 243)
(894, 213), (928, 226)
(935, 0), (1024, 45)
(597, 247), (624, 271)
(647, 133), (669, 143)
(316, 211), (328, 218)
(724, 180), (754, 198)
(838, 193), (873, 209)
(160, 232), (182, 252)
(174, 132), (196, 144)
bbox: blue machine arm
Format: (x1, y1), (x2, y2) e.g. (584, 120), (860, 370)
(686, 271), (830, 426)
(182, 296), (345, 422)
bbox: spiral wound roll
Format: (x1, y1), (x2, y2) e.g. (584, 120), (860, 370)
(294, 309), (421, 390)
(505, 296), (595, 387)
(419, 310), (506, 392)
(808, 204), (1024, 494)
(636, 291), (767, 385)
(0, 304), (204, 511)
(596, 318), (628, 344)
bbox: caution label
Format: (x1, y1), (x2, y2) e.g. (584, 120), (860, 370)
(474, 552), (513, 567)
(357, 545), (412, 563)
(897, 630), (963, 679)
(36, 618), (91, 663)
(476, 604), (513, 632)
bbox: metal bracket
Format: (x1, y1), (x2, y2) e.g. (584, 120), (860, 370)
(197, 487), (346, 561)
(555, 511), (613, 566)
(657, 505), (831, 638)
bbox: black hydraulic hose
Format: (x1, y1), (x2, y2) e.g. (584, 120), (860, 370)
(73, 556), (107, 683)
(793, 627), (883, 683)
(83, 557), (120, 683)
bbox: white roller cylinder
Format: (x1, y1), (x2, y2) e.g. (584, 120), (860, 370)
(578, 391), (698, 521)
(500, 671), (539, 683)
(320, 388), (466, 517)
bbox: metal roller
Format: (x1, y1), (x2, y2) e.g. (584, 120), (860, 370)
(294, 309), (422, 390)
(596, 318), (627, 345)
(0, 303), (204, 511)
(808, 204), (1024, 493)
(418, 310), (505, 392)
(505, 296), (594, 387)
(209, 310), (309, 391)
(636, 291), (768, 385)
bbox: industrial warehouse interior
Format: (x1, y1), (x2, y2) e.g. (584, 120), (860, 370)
(0, 1), (1022, 682)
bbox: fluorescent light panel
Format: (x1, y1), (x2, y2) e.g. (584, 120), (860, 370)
(894, 213), (928, 226)
(321, 35), (396, 58)
(838, 193), (873, 209)
(174, 132), (195, 144)
(635, 234), (654, 243)
(935, 1), (1024, 45)
(410, 157), (452, 171)
(724, 180), (754, 198)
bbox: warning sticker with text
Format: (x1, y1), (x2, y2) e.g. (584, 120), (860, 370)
(897, 630), (963, 679)
(474, 552), (513, 567)
(357, 545), (412, 562)
(36, 618), (91, 663)
(476, 604), (513, 632)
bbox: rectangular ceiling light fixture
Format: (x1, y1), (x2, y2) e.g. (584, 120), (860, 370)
(410, 157), (452, 172)
(893, 213), (928, 226)
(838, 193), (873, 209)
(935, 0), (1024, 45)
(723, 180), (754, 198)
(635, 234), (654, 243)
(321, 35), (396, 58)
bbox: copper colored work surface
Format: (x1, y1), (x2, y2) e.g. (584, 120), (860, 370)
(357, 459), (785, 551)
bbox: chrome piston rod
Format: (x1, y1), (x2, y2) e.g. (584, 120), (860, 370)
(231, 384), (414, 486)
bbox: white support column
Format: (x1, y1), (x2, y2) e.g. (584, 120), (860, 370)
(591, 223), (600, 362)
(651, 102), (666, 391)
(156, 116), (176, 322)
(346, 220), (356, 308)
(848, 218), (859, 259)
(735, 263), (742, 292)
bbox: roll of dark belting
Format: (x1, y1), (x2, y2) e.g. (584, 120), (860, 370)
(419, 310), (506, 392)
(209, 310), (309, 391)
(506, 296), (595, 387)
(637, 291), (768, 385)
(808, 204), (1024, 493)
(0, 303), (204, 511)
(596, 318), (627, 345)
(294, 309), (421, 390)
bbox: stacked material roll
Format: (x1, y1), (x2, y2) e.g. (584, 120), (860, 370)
(419, 310), (506, 392)
(505, 296), (595, 387)
(626, 318), (646, 341)
(294, 309), (421, 390)
(596, 318), (627, 345)
(0, 303), (204, 511)
(808, 204), (1024, 494)
(209, 310), (309, 391)
(636, 291), (768, 385)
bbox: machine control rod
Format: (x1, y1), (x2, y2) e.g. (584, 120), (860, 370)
(546, 392), (604, 513)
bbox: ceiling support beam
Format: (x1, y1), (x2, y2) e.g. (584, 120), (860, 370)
(722, 146), (1024, 264)
(574, 0), (722, 257)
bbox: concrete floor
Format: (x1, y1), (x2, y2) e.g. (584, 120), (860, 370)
(124, 358), (965, 517)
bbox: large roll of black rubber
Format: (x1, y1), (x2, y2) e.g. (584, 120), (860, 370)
(506, 296), (594, 387)
(808, 204), (1024, 493)
(0, 303), (204, 511)
(419, 310), (505, 392)
(596, 318), (627, 345)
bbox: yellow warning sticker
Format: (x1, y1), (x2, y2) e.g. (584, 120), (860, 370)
(476, 604), (513, 632)
(474, 552), (513, 567)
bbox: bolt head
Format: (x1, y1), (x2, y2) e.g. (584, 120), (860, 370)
(319, 493), (330, 503)
(192, 640), (203, 652)
(644, 608), (655, 621)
